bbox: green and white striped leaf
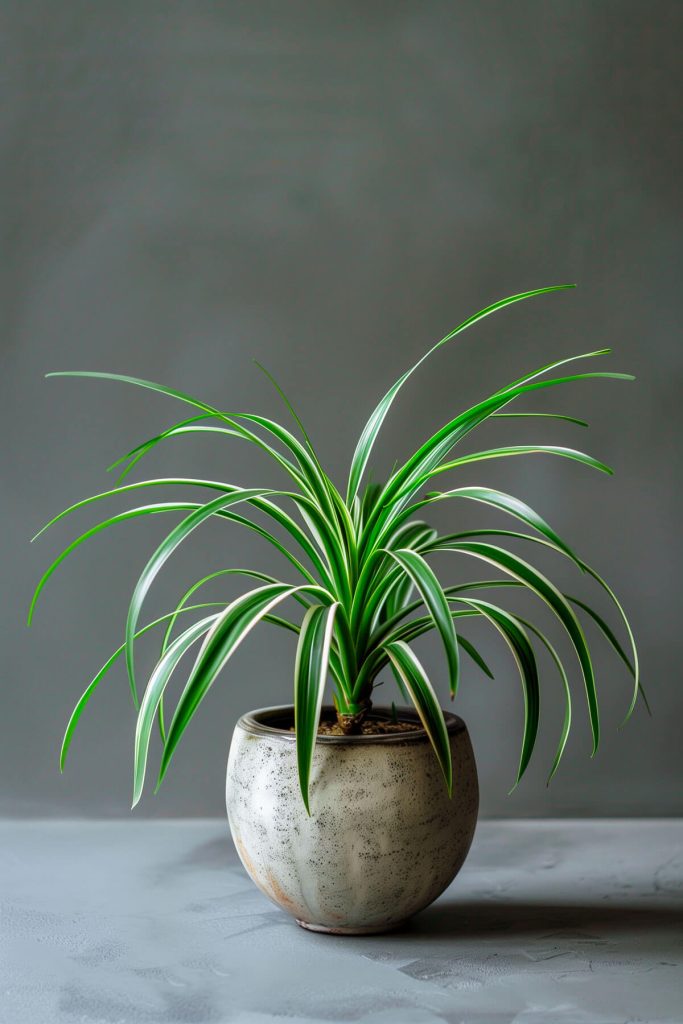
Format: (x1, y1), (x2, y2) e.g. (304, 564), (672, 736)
(39, 293), (641, 811)
(60, 603), (228, 772)
(29, 502), (203, 629)
(346, 285), (575, 506)
(412, 445), (612, 489)
(423, 528), (643, 718)
(294, 603), (340, 813)
(158, 584), (326, 786)
(384, 641), (452, 795)
(420, 486), (582, 567)
(514, 617), (573, 785)
(132, 613), (220, 806)
(452, 598), (539, 785)
(384, 548), (460, 697)
(124, 489), (275, 703)
(361, 365), (633, 555)
(432, 540), (600, 754)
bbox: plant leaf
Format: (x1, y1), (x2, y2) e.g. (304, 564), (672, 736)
(566, 594), (648, 720)
(420, 486), (582, 567)
(362, 365), (633, 556)
(155, 566), (305, 744)
(46, 372), (306, 487)
(383, 548), (460, 698)
(433, 540), (600, 755)
(425, 528), (643, 719)
(346, 285), (576, 506)
(124, 489), (275, 704)
(491, 412), (589, 427)
(294, 603), (340, 812)
(110, 418), (240, 481)
(60, 602), (228, 771)
(451, 597), (539, 785)
(132, 613), (220, 806)
(414, 445), (612, 487)
(253, 363), (357, 563)
(384, 641), (452, 794)
(159, 569), (308, 657)
(158, 584), (325, 786)
(32, 477), (245, 541)
(456, 635), (495, 679)
(29, 502), (202, 628)
(513, 616), (573, 785)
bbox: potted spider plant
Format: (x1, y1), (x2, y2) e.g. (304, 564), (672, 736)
(30, 284), (644, 934)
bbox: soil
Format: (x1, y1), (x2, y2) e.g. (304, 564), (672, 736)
(290, 717), (422, 736)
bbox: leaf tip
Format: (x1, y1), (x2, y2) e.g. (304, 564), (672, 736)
(618, 704), (638, 728)
(154, 764), (166, 794)
(30, 521), (49, 542)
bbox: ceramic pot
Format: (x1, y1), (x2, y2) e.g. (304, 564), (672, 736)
(225, 705), (479, 934)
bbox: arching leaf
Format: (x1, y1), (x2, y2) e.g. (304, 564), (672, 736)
(346, 285), (575, 506)
(383, 548), (459, 698)
(384, 641), (452, 795)
(294, 603), (340, 813)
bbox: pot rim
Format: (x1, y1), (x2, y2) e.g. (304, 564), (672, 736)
(236, 704), (466, 744)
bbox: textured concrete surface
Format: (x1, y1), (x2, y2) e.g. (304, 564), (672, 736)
(1, 820), (682, 1023)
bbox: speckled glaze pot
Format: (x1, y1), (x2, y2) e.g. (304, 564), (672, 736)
(225, 705), (479, 934)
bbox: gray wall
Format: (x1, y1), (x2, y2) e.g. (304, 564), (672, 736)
(2, 1), (681, 818)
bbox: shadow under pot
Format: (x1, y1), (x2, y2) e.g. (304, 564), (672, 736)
(225, 705), (479, 934)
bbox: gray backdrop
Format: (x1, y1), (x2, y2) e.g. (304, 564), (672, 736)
(2, 1), (681, 818)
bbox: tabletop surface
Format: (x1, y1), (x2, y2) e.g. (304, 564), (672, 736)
(2, 819), (682, 1024)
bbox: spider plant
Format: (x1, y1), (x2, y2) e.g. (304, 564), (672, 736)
(29, 284), (645, 813)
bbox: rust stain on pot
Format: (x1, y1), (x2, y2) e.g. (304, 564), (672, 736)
(233, 833), (303, 916)
(264, 870), (303, 916)
(233, 835), (265, 890)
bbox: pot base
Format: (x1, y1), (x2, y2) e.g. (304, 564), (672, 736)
(296, 918), (404, 936)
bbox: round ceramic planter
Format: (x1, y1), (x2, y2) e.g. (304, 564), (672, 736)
(225, 705), (479, 934)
